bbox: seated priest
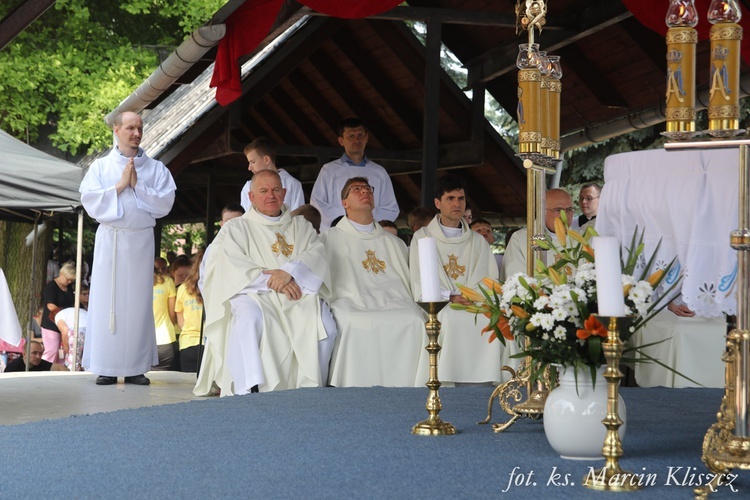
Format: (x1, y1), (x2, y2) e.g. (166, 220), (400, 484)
(321, 177), (426, 387)
(194, 170), (337, 396)
(409, 175), (509, 386)
(501, 188), (575, 281)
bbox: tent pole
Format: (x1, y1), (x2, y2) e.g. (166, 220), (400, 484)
(25, 213), (41, 372)
(71, 209), (83, 371)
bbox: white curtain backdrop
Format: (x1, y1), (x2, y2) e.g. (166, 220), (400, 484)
(596, 148), (738, 317)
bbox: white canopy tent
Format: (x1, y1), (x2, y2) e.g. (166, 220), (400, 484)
(0, 128), (86, 371)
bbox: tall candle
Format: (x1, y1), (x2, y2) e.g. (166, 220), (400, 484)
(593, 236), (626, 317)
(418, 237), (442, 302)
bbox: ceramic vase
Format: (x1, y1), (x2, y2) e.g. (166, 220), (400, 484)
(543, 365), (626, 460)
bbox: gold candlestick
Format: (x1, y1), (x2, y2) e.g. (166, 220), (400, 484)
(707, 0), (742, 136)
(547, 55), (562, 159)
(413, 301), (456, 436)
(583, 315), (641, 492)
(517, 43), (542, 155)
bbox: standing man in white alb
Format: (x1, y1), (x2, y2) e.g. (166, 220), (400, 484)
(240, 137), (304, 213)
(311, 118), (399, 231)
(80, 111), (176, 386)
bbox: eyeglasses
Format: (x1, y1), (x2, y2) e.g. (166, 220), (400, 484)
(547, 208), (575, 215)
(578, 196), (599, 203)
(344, 184), (374, 198)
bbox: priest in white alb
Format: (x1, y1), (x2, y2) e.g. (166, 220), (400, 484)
(321, 176), (425, 387)
(80, 111), (176, 385)
(195, 170), (336, 396)
(409, 175), (508, 385)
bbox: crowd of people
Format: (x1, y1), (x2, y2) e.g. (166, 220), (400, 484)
(2, 113), (609, 395)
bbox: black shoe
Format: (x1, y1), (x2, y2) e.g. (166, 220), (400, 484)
(96, 376), (117, 385)
(124, 374), (150, 386)
(251, 385), (259, 393)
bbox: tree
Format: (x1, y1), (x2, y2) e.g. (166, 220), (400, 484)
(0, 0), (223, 156)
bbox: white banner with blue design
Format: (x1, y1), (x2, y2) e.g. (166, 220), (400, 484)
(596, 147), (738, 318)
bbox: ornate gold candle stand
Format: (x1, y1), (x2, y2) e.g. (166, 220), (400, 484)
(583, 315), (642, 492)
(413, 301), (456, 436)
(707, 0), (743, 137)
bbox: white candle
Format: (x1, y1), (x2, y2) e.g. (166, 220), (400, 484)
(593, 236), (626, 317)
(418, 237), (442, 302)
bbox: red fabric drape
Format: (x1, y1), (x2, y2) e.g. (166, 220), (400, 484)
(211, 0), (403, 106)
(621, 0), (750, 65)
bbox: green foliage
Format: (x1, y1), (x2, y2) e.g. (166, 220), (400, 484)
(0, 0), (222, 155)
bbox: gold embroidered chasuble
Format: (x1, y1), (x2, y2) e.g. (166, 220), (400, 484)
(195, 205), (331, 396)
(321, 217), (425, 387)
(408, 215), (511, 384)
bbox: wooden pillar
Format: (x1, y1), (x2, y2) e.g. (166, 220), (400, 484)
(420, 18), (442, 207)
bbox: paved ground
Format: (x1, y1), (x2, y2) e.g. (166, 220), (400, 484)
(0, 371), (201, 426)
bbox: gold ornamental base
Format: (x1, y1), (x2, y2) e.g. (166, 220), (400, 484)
(479, 359), (547, 433)
(583, 316), (641, 492)
(412, 301), (456, 436)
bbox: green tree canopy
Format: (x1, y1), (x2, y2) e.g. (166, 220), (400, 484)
(0, 0), (223, 156)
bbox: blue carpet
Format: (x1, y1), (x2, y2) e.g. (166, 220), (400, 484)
(0, 387), (744, 498)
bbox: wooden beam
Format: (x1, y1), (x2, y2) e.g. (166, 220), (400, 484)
(421, 18), (442, 207)
(307, 5), (524, 28)
(158, 15), (341, 167)
(0, 0), (56, 50)
(557, 45), (629, 108)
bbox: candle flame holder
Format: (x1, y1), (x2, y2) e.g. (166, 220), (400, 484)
(413, 301), (457, 436)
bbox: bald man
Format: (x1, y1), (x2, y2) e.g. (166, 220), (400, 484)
(196, 170), (336, 396)
(501, 188), (575, 281)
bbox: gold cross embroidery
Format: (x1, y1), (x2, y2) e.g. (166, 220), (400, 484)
(443, 254), (465, 280)
(271, 232), (294, 257)
(362, 250), (387, 274)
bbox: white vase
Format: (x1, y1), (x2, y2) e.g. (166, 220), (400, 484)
(543, 365), (627, 460)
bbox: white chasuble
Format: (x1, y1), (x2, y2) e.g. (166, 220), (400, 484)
(321, 217), (425, 387)
(80, 148), (176, 377)
(409, 216), (511, 385)
(195, 206), (331, 396)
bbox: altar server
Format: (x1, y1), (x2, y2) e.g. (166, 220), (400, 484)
(80, 111), (176, 386)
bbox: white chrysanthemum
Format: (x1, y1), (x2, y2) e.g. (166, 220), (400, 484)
(571, 286), (587, 302)
(621, 274), (638, 287)
(553, 325), (567, 340)
(530, 313), (555, 331)
(574, 262), (596, 286)
(551, 307), (567, 321)
(542, 332), (549, 341)
(533, 296), (550, 309)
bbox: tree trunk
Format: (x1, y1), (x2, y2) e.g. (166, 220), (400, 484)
(0, 221), (51, 335)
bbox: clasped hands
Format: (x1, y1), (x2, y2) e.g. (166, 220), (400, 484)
(263, 269), (301, 301)
(115, 158), (138, 194)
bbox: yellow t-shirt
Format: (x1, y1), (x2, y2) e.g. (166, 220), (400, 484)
(153, 276), (177, 345)
(175, 286), (203, 350)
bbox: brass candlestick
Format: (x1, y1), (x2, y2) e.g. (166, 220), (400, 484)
(413, 301), (456, 436)
(583, 315), (641, 492)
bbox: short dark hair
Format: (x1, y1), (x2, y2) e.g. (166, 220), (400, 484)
(434, 174), (466, 200)
(580, 182), (602, 194)
(470, 218), (492, 229)
(291, 204), (322, 233)
(221, 203), (245, 217)
(341, 176), (370, 200)
(379, 219), (397, 229)
(407, 207), (434, 231)
(338, 117), (366, 136)
(243, 137), (277, 164)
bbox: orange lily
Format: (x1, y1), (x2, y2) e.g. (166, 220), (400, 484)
(554, 217), (567, 246)
(481, 277), (503, 295)
(647, 269), (665, 287)
(456, 283), (484, 303)
(511, 304), (529, 319)
(576, 315), (608, 340)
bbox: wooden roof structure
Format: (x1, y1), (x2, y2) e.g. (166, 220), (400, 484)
(8, 0), (750, 226)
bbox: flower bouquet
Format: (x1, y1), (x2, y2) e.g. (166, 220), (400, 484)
(452, 215), (683, 387)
